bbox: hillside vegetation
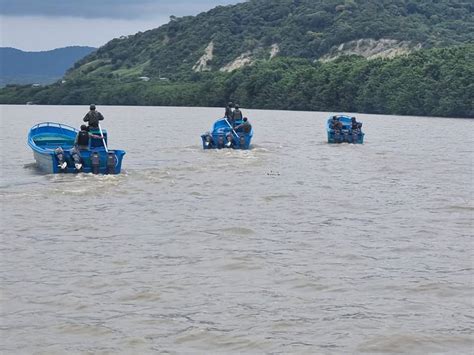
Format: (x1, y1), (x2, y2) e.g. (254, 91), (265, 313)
(2, 45), (472, 117)
(65, 0), (473, 80)
(0, 0), (473, 117)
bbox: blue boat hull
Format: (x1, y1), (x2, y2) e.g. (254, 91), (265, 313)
(327, 115), (364, 144)
(28, 122), (126, 174)
(201, 118), (253, 150)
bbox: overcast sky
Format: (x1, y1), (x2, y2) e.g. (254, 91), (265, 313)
(0, 0), (243, 51)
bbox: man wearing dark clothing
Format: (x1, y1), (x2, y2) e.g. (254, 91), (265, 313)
(224, 102), (234, 119)
(232, 104), (243, 123)
(235, 117), (252, 134)
(331, 116), (343, 131)
(75, 124), (102, 150)
(83, 104), (104, 129)
(351, 117), (362, 131)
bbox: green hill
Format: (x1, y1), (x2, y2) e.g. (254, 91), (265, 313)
(66, 0), (473, 80)
(1, 0), (473, 117)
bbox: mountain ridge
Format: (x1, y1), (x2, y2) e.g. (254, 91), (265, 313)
(0, 46), (96, 86)
(65, 0), (473, 80)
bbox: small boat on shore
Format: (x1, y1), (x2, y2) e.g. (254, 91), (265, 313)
(28, 122), (126, 174)
(327, 115), (364, 144)
(201, 118), (253, 150)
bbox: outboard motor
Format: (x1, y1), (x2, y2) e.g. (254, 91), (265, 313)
(217, 135), (224, 149)
(54, 147), (67, 171)
(91, 152), (100, 174)
(106, 152), (117, 174)
(70, 146), (82, 171)
(357, 123), (363, 143)
(351, 131), (358, 144)
(351, 123), (362, 143)
(239, 135), (246, 149)
(204, 132), (213, 148)
(225, 133), (233, 148)
(343, 130), (349, 143)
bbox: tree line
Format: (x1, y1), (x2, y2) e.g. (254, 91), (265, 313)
(1, 45), (472, 118)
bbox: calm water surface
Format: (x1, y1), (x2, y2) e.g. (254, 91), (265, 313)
(1, 105), (473, 354)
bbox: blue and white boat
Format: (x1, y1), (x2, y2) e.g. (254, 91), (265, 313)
(28, 122), (126, 174)
(201, 118), (253, 150)
(326, 115), (364, 144)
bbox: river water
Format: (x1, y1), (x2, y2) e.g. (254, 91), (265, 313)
(1, 105), (473, 354)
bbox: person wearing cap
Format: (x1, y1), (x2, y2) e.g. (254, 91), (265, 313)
(83, 104), (104, 129)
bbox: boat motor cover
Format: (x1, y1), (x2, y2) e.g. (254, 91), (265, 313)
(91, 152), (100, 166)
(106, 153), (116, 168)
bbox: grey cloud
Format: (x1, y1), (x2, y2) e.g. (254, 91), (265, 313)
(0, 0), (242, 19)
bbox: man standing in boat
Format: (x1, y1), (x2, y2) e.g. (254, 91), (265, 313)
(231, 104), (243, 127)
(83, 104), (104, 129)
(224, 102), (234, 120)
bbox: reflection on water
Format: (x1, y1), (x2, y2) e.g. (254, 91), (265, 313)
(1, 105), (473, 353)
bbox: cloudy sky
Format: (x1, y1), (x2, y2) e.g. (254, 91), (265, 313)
(0, 0), (243, 51)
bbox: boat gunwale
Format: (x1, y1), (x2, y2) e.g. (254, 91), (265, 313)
(28, 122), (79, 154)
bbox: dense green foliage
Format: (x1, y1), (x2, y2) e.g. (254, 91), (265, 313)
(2, 45), (472, 117)
(234, 45), (473, 117)
(65, 0), (473, 80)
(0, 0), (472, 117)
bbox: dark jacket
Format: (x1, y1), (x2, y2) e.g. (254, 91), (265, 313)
(352, 121), (362, 130)
(225, 106), (233, 119)
(235, 121), (252, 134)
(83, 110), (104, 128)
(75, 130), (102, 149)
(232, 109), (243, 121)
(76, 130), (90, 147)
(332, 121), (343, 130)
